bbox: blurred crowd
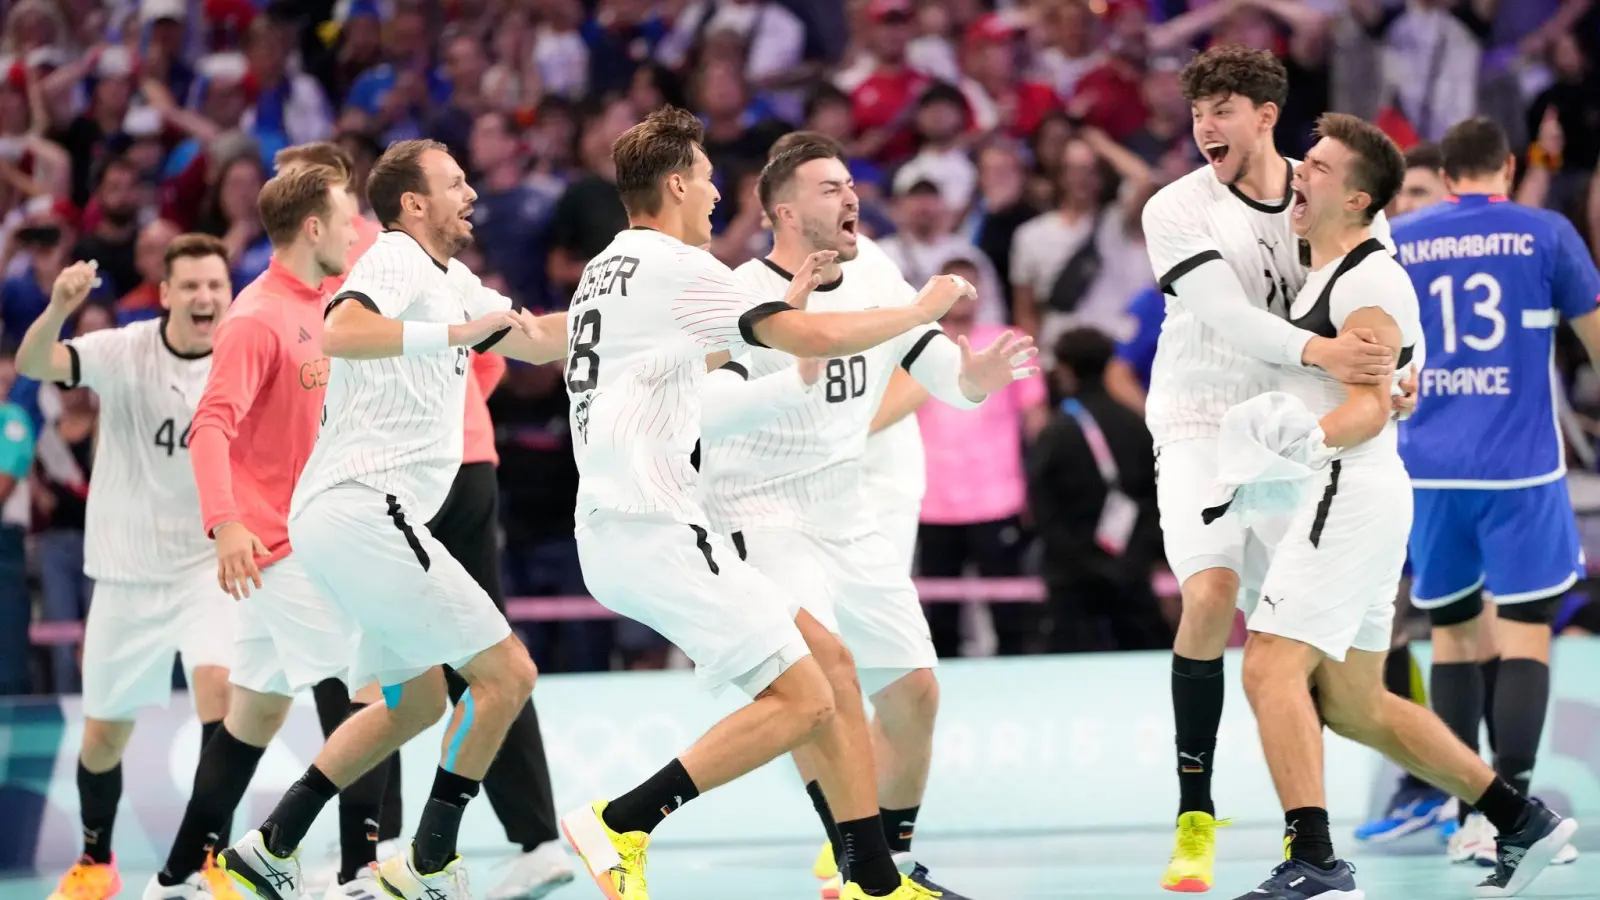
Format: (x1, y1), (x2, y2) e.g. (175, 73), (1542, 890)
(6, 0), (1600, 693)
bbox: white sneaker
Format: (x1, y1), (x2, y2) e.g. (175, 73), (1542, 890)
(1552, 841), (1579, 865)
(141, 873), (205, 900)
(217, 830), (304, 900)
(1449, 814), (1497, 865)
(323, 866), (384, 900)
(374, 842), (470, 900)
(485, 842), (575, 900)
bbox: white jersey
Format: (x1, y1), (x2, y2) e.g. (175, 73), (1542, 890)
(855, 235), (927, 512)
(566, 227), (789, 524)
(700, 250), (942, 539)
(63, 317), (213, 582)
(1142, 161), (1392, 446)
(1281, 237), (1425, 463)
(291, 231), (512, 523)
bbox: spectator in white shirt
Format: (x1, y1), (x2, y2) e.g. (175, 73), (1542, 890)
(891, 82), (978, 212)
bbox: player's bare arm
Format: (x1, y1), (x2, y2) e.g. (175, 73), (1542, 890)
(1319, 305), (1404, 448)
(755, 262), (975, 359)
(322, 296), (520, 359)
(16, 260), (99, 383)
(869, 368), (930, 434)
(490, 309), (569, 365)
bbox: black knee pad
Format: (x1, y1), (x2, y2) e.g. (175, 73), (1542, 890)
(1497, 595), (1561, 625)
(1428, 589), (1484, 628)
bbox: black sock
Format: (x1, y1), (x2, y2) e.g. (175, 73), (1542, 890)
(805, 781), (844, 872)
(1172, 654), (1224, 817)
(602, 758), (700, 836)
(77, 761), (121, 864)
(837, 815), (898, 895)
(413, 768), (480, 875)
(378, 751), (403, 843)
(881, 805), (918, 855)
(1285, 807), (1336, 870)
(1429, 661), (1483, 824)
(1474, 776), (1533, 835)
(338, 706), (388, 883)
(1491, 659), (1549, 799)
(159, 725), (267, 885)
(1481, 657), (1502, 758)
(262, 766), (339, 858)
(199, 721), (233, 847)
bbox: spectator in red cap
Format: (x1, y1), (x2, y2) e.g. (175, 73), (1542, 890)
(838, 0), (928, 163)
(958, 12), (1061, 140)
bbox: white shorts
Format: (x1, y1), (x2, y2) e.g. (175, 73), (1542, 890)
(288, 483), (511, 689)
(231, 552), (356, 696)
(1157, 438), (1285, 591)
(872, 499), (921, 577)
(1244, 459), (1411, 662)
(735, 526), (937, 679)
(81, 561), (236, 720)
(576, 511), (810, 698)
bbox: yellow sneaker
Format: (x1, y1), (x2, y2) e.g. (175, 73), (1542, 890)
(839, 874), (942, 899)
(560, 801), (649, 899)
(1161, 812), (1228, 892)
(200, 851), (243, 900)
(814, 842), (838, 880)
(820, 874), (842, 899)
(48, 856), (122, 900)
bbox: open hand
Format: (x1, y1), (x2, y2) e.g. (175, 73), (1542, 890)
(782, 250), (839, 311)
(957, 330), (1039, 401)
(215, 521), (268, 600)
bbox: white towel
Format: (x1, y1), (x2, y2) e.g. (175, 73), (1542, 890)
(1201, 392), (1338, 529)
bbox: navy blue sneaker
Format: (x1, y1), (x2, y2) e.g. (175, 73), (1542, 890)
(1473, 799), (1579, 898)
(1229, 859), (1364, 900)
(1354, 779), (1453, 843)
(893, 855), (972, 899)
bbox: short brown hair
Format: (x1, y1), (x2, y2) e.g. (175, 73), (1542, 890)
(759, 133), (846, 217)
(1314, 112), (1406, 223)
(258, 163), (347, 247)
(163, 233), (229, 280)
(1440, 116), (1510, 181)
(367, 139), (449, 228)
(274, 142), (354, 182)
(612, 106), (703, 216)
(1180, 45), (1288, 111)
(1404, 141), (1444, 173)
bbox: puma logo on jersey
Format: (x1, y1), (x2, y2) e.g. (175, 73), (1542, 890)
(1261, 595), (1281, 612)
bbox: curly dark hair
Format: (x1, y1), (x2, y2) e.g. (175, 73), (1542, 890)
(612, 105), (705, 216)
(1180, 45), (1289, 111)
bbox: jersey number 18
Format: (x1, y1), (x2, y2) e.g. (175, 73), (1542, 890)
(566, 309), (602, 392)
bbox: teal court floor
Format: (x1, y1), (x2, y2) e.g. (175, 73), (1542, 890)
(2, 825), (1591, 900)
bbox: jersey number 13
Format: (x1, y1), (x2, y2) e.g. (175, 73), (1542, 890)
(1429, 272), (1505, 353)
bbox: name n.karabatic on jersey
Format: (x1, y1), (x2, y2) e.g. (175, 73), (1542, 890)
(1394, 195), (1600, 488)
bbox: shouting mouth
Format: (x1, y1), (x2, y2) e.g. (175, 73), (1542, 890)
(1204, 142), (1230, 167)
(1292, 187), (1308, 220)
(840, 216), (859, 241)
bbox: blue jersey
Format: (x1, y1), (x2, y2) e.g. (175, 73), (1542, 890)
(1394, 194), (1600, 487)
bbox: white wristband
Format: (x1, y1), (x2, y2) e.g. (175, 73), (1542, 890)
(402, 321), (451, 356)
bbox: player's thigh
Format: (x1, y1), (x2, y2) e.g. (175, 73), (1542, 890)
(170, 560), (238, 679)
(81, 581), (181, 720)
(1478, 481), (1584, 605)
(829, 530), (937, 674)
(290, 485), (510, 688)
(231, 552), (355, 697)
(1156, 439), (1247, 583)
(1253, 463), (1410, 663)
(735, 527), (840, 633)
(1407, 487), (1486, 611)
(577, 514), (809, 695)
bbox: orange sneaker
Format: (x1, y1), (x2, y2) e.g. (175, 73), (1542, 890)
(200, 851), (244, 900)
(48, 856), (122, 900)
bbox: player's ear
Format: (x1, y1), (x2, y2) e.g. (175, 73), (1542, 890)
(1259, 100), (1280, 132)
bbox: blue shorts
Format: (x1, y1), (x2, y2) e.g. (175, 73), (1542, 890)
(1409, 481), (1583, 609)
